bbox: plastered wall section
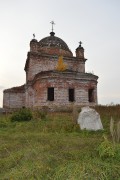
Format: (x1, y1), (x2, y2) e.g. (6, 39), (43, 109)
(3, 92), (25, 109)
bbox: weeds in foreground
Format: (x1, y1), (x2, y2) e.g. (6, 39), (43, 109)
(0, 105), (120, 179)
(110, 117), (120, 143)
(97, 135), (116, 158)
(97, 116), (120, 160)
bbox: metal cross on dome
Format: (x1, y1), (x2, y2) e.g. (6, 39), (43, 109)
(50, 21), (55, 32)
(79, 41), (82, 46)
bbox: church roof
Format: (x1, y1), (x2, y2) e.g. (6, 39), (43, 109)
(4, 85), (25, 93)
(39, 32), (71, 52)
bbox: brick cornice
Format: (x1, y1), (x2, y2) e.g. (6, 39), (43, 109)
(32, 70), (98, 86)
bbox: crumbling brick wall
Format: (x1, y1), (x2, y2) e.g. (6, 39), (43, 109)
(3, 92), (25, 109)
(3, 85), (25, 109)
(25, 53), (85, 82)
(30, 71), (98, 108)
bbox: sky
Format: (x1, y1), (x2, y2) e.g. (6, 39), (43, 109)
(0, 0), (120, 107)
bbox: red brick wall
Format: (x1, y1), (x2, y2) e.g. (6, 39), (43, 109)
(26, 74), (98, 108)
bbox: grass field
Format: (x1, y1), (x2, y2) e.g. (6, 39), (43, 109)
(0, 105), (120, 180)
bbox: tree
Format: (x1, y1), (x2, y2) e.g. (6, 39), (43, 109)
(56, 55), (67, 71)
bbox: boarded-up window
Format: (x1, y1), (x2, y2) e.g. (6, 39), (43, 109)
(69, 88), (75, 102)
(48, 88), (54, 101)
(88, 89), (94, 102)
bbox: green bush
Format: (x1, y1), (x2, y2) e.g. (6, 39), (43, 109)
(11, 108), (32, 122)
(97, 135), (116, 159)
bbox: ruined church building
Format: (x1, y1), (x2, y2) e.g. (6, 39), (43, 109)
(3, 24), (98, 110)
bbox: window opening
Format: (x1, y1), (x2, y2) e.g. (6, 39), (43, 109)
(69, 88), (75, 102)
(88, 89), (94, 102)
(48, 87), (54, 101)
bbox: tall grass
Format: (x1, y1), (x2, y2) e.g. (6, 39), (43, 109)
(110, 117), (120, 143)
(0, 105), (120, 179)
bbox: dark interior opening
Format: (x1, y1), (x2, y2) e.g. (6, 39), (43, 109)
(69, 88), (75, 102)
(48, 87), (54, 101)
(88, 89), (94, 102)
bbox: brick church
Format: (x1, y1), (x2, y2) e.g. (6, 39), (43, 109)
(3, 25), (98, 110)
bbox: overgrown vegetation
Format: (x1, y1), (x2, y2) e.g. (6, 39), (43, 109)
(110, 117), (120, 143)
(11, 108), (33, 122)
(97, 135), (117, 159)
(56, 55), (67, 71)
(0, 105), (120, 179)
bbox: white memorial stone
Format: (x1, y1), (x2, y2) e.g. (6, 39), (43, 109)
(77, 106), (103, 131)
